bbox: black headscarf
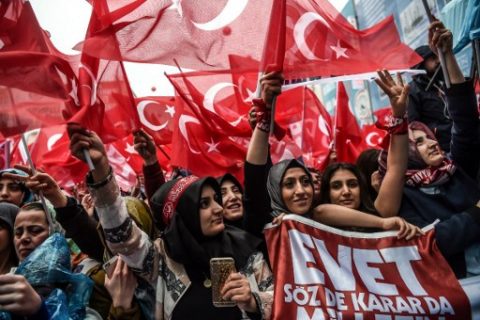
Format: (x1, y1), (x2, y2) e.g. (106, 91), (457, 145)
(162, 177), (261, 277)
(266, 159), (313, 217)
(216, 173), (243, 194)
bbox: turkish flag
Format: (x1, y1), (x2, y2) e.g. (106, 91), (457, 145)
(170, 96), (246, 180)
(0, 0), (138, 141)
(77, 0), (275, 71)
(362, 107), (390, 149)
(167, 70), (252, 137)
(135, 96), (176, 145)
(74, 0), (140, 142)
(283, 0), (422, 79)
(0, 1), (82, 137)
(334, 82), (366, 163)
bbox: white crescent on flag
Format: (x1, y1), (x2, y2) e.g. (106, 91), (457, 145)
(191, 0), (249, 31)
(79, 63), (98, 106)
(137, 100), (169, 131)
(179, 115), (201, 154)
(318, 115), (330, 137)
(293, 12), (330, 61)
(47, 133), (63, 151)
(203, 82), (244, 127)
(203, 82), (236, 114)
(366, 131), (381, 147)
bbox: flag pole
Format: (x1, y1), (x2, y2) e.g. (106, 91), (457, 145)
(83, 149), (95, 171)
(421, 0), (451, 89)
(21, 134), (54, 233)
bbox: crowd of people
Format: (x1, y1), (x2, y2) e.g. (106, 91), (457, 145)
(0, 19), (479, 320)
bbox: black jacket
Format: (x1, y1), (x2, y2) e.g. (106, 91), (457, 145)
(408, 75), (452, 152)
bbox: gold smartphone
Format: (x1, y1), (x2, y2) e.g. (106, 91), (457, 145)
(210, 257), (236, 307)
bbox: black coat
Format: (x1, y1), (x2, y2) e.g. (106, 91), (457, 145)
(408, 75), (452, 152)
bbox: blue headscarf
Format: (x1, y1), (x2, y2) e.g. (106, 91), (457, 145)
(0, 168), (34, 205)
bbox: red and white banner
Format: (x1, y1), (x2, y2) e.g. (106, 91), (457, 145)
(264, 215), (474, 320)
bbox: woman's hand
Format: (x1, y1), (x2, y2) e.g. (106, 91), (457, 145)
(1, 165), (67, 208)
(272, 213), (286, 226)
(221, 272), (257, 313)
(104, 257), (138, 309)
(259, 71), (284, 107)
(375, 70), (409, 117)
(429, 19), (453, 55)
(68, 124), (109, 182)
(381, 217), (425, 240)
(133, 129), (158, 166)
(0, 274), (42, 316)
(81, 193), (95, 217)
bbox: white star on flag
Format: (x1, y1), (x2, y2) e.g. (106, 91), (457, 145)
(168, 0), (183, 17)
(165, 105), (175, 118)
(125, 143), (136, 154)
(205, 138), (220, 153)
(330, 41), (349, 59)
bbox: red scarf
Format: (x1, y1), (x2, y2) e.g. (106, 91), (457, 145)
(405, 159), (456, 187)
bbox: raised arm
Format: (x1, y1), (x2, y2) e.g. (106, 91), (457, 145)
(313, 204), (423, 240)
(429, 20), (480, 177)
(133, 129), (165, 202)
(243, 72), (283, 236)
(69, 126), (156, 280)
(246, 71), (283, 165)
(2, 165), (105, 261)
(373, 70), (409, 217)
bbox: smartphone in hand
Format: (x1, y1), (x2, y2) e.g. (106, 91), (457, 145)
(210, 257), (236, 307)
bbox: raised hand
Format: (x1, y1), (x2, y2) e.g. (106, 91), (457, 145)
(133, 129), (158, 166)
(68, 124), (109, 182)
(375, 70), (409, 117)
(259, 71), (284, 107)
(429, 19), (453, 56)
(2, 164), (67, 208)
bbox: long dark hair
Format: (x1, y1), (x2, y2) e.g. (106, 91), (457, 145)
(0, 219), (18, 270)
(320, 162), (376, 214)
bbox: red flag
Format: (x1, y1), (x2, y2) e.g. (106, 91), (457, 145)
(0, 0), (139, 141)
(167, 70), (252, 137)
(170, 96), (246, 180)
(135, 96), (176, 145)
(283, 0), (422, 79)
(362, 107), (390, 149)
(334, 82), (366, 163)
(77, 0), (275, 71)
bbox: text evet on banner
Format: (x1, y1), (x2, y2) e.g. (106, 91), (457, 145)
(264, 215), (473, 320)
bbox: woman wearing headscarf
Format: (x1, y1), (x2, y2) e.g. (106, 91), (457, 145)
(69, 127), (274, 319)
(373, 20), (480, 278)
(5, 166), (154, 319)
(0, 201), (93, 320)
(0, 203), (19, 275)
(243, 71), (422, 239)
(216, 173), (244, 228)
(0, 168), (34, 207)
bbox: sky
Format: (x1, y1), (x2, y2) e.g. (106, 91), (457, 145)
(29, 0), (350, 97)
